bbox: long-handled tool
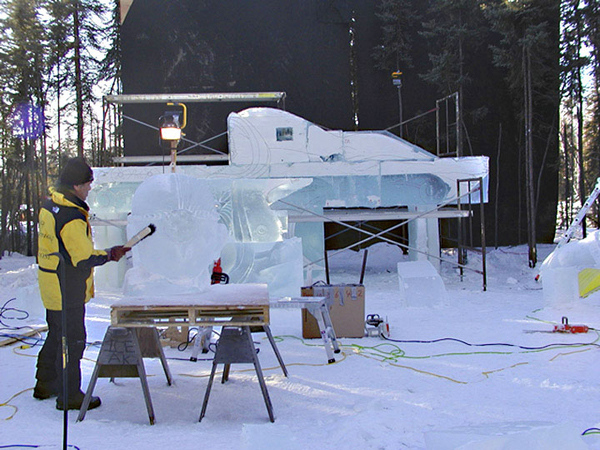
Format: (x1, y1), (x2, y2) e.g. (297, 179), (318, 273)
(50, 252), (69, 450)
(125, 224), (156, 248)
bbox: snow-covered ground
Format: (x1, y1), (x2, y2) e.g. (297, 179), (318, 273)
(1, 243), (600, 449)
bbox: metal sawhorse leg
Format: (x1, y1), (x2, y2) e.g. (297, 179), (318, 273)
(77, 326), (172, 425)
(191, 325), (288, 377)
(199, 326), (275, 423)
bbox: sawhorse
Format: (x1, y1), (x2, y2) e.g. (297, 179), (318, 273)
(199, 326), (275, 422)
(77, 326), (172, 425)
(190, 325), (288, 377)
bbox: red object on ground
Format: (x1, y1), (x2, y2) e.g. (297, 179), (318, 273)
(553, 317), (589, 334)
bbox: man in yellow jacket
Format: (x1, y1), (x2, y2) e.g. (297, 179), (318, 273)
(35, 157), (129, 411)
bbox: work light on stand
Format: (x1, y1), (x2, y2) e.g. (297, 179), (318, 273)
(158, 102), (186, 172)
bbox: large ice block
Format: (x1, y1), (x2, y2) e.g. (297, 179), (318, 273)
(539, 230), (600, 303)
(124, 173), (230, 295)
(397, 260), (447, 307)
(220, 237), (304, 297)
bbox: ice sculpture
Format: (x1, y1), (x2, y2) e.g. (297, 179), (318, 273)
(221, 238), (304, 298)
(539, 230), (600, 304)
(123, 173), (230, 296)
(90, 106), (489, 291)
(227, 107), (488, 205)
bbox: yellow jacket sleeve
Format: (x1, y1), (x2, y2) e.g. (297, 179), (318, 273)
(60, 219), (108, 268)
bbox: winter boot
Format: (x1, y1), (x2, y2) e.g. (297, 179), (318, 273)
(56, 390), (101, 411)
(33, 380), (58, 400)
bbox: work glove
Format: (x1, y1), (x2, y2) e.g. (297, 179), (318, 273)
(107, 245), (130, 262)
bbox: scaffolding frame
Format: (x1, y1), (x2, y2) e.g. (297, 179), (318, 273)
(456, 177), (487, 291)
(101, 92), (287, 166)
(436, 92), (460, 157)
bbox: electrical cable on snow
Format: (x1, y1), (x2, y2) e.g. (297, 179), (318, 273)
(0, 298), (29, 326)
(0, 388), (33, 421)
(350, 347), (468, 384)
(0, 445), (81, 449)
(548, 347), (592, 361)
(382, 331), (600, 351)
(481, 362), (529, 378)
(0, 298), (44, 347)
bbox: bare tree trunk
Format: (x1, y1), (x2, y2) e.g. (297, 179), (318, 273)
(524, 46), (537, 267)
(56, 61), (62, 166)
(73, 1), (85, 157)
(494, 122), (502, 248)
(0, 142), (7, 257)
(562, 122), (571, 229)
(457, 10), (464, 158)
(577, 96), (586, 237)
(25, 138), (34, 256)
(575, 0), (586, 238)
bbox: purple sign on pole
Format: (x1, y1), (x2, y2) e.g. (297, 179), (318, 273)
(12, 103), (44, 140)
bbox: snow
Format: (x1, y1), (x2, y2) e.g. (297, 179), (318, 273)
(1, 243), (600, 449)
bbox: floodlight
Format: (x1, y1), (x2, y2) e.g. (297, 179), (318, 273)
(159, 112), (182, 141)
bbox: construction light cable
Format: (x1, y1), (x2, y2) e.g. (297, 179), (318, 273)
(0, 388), (33, 421)
(0, 299), (44, 347)
(382, 333), (600, 351)
(176, 328), (219, 353)
(0, 445), (81, 449)
(0, 298), (29, 326)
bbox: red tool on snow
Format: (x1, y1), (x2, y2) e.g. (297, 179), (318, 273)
(553, 316), (589, 334)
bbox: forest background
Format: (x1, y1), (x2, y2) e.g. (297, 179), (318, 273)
(0, 0), (598, 270)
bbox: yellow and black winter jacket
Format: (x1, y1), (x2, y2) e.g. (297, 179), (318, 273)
(37, 189), (109, 311)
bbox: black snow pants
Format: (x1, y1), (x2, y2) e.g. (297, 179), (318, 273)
(35, 305), (86, 401)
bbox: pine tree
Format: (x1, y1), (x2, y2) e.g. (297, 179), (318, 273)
(562, 0), (590, 236)
(46, 0), (72, 169)
(372, 0), (421, 71)
(582, 0), (600, 225)
(48, 0), (107, 158)
(0, 0), (48, 256)
(485, 0), (559, 268)
(420, 0), (488, 157)
(97, 0), (122, 167)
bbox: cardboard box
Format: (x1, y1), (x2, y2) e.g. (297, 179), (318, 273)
(301, 284), (365, 338)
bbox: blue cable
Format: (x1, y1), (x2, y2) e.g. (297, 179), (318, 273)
(0, 446), (80, 449)
(382, 334), (600, 351)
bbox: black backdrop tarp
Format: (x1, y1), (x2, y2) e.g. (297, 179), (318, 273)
(120, 0), (559, 247)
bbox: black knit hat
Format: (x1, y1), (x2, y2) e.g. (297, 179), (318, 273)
(58, 157), (93, 187)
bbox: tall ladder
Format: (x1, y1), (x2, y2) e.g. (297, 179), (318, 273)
(557, 177), (600, 249)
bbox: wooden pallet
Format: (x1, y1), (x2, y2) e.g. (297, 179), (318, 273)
(111, 305), (269, 327)
(110, 283), (270, 328)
